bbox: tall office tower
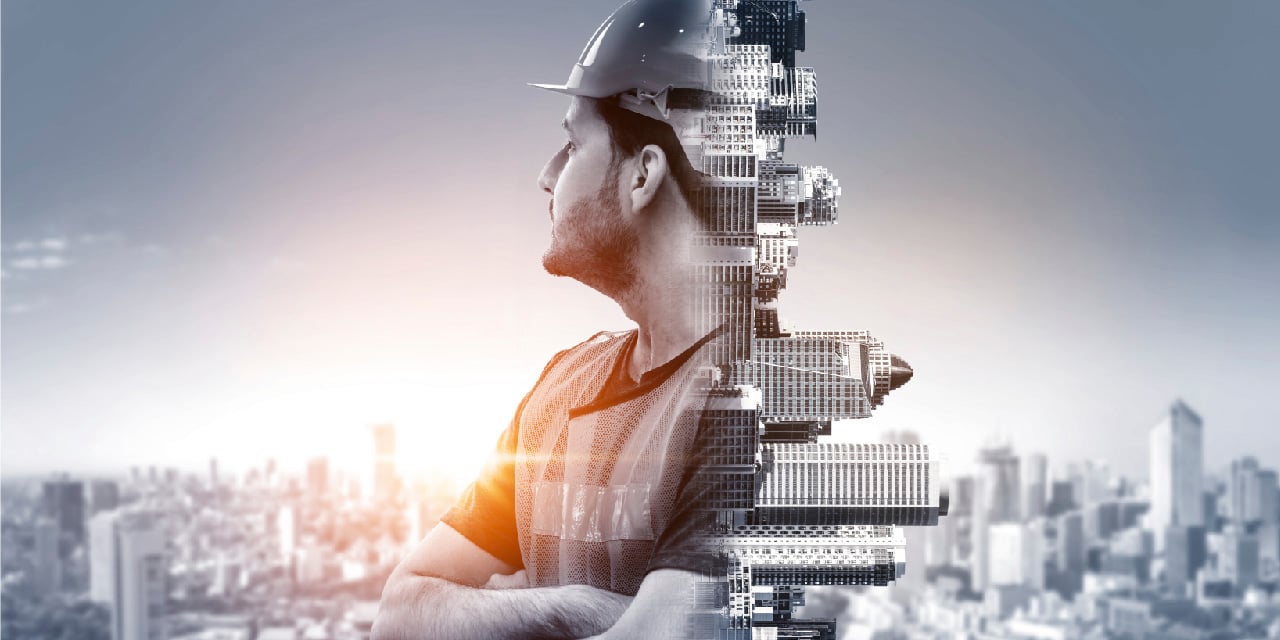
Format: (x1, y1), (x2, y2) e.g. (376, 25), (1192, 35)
(1149, 400), (1204, 546)
(307, 456), (329, 499)
(42, 477), (87, 544)
(89, 511), (118, 603)
(1258, 469), (1280, 525)
(372, 423), (398, 503)
(1054, 511), (1086, 596)
(972, 445), (1020, 592)
(752, 443), (944, 526)
(33, 518), (62, 595)
(1022, 453), (1048, 520)
(1228, 457), (1259, 524)
(114, 524), (167, 640)
(977, 446), (1021, 523)
(92, 511), (166, 640)
(91, 480), (120, 514)
(1228, 458), (1278, 525)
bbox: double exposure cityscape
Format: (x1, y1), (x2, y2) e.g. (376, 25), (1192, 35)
(4, 1), (1278, 639)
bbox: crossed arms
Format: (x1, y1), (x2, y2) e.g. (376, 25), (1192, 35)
(371, 522), (698, 640)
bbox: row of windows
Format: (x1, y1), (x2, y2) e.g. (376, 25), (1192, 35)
(758, 462), (933, 506)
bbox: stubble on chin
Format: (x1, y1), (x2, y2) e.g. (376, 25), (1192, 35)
(541, 193), (638, 299)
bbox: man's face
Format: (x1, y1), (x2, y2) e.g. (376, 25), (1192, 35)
(537, 97), (638, 297)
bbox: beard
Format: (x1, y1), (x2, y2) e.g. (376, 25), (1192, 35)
(542, 169), (639, 298)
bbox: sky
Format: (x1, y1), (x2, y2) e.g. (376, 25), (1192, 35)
(3, 0), (1277, 485)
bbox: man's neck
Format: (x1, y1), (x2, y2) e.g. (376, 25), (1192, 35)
(624, 298), (698, 384)
(612, 217), (700, 383)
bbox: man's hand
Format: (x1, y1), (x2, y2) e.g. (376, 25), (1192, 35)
(482, 569), (529, 590)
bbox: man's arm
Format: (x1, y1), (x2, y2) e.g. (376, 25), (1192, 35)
(371, 522), (633, 640)
(584, 569), (700, 640)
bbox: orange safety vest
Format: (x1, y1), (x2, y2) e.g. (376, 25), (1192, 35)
(514, 330), (713, 596)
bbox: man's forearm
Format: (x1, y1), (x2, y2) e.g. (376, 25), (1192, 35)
(371, 573), (629, 640)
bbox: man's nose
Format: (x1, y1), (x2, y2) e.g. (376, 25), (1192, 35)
(537, 147), (567, 195)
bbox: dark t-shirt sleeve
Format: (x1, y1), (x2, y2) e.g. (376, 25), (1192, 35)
(646, 413), (721, 577)
(440, 415), (524, 569)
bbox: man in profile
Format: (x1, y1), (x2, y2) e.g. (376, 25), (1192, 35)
(372, 1), (719, 638)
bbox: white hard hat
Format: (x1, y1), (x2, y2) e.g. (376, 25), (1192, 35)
(530, 0), (714, 123)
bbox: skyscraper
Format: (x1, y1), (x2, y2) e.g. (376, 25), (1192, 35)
(33, 518), (62, 596)
(1149, 400), (1204, 546)
(91, 511), (167, 640)
(1022, 453), (1048, 520)
(752, 443), (944, 526)
(972, 445), (1020, 592)
(115, 525), (167, 640)
(42, 477), (86, 544)
(89, 511), (118, 604)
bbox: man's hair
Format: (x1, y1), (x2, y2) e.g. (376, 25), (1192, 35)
(593, 96), (709, 227)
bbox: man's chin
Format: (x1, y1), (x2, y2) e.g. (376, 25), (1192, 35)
(542, 248), (570, 278)
(542, 249), (633, 298)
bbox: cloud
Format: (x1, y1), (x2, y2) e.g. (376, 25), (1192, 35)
(40, 237), (68, 251)
(8, 255), (69, 270)
(13, 240), (36, 251)
(77, 232), (124, 246)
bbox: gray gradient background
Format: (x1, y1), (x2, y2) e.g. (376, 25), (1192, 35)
(3, 0), (1277, 480)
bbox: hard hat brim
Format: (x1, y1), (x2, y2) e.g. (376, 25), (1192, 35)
(528, 82), (588, 97)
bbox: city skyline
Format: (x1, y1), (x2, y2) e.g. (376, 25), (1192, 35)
(7, 397), (1278, 638)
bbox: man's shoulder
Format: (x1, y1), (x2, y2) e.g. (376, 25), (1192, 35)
(531, 329), (635, 386)
(573, 329), (635, 350)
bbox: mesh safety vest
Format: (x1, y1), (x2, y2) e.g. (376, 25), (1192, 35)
(515, 330), (712, 596)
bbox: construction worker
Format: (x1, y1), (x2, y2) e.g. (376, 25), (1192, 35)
(372, 1), (718, 638)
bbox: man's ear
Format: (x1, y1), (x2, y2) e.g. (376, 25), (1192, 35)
(628, 144), (670, 214)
